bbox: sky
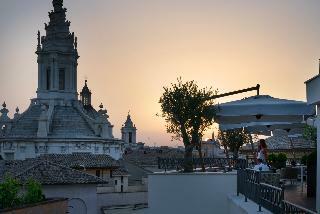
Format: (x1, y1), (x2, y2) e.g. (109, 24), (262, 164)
(0, 0), (320, 146)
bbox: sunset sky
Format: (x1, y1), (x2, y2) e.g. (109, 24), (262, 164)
(0, 0), (320, 146)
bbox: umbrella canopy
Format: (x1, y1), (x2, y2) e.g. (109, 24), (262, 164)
(219, 122), (305, 136)
(215, 95), (315, 125)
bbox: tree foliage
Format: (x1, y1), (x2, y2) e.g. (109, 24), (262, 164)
(303, 124), (317, 146)
(159, 77), (217, 172)
(0, 176), (44, 210)
(0, 176), (21, 209)
(23, 179), (44, 205)
(217, 129), (250, 159)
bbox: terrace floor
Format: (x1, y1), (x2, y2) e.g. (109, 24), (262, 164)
(284, 182), (316, 212)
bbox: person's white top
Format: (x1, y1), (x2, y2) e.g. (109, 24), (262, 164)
(257, 149), (266, 162)
(253, 163), (270, 172)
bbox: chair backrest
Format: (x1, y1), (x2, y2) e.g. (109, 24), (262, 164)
(280, 167), (299, 180)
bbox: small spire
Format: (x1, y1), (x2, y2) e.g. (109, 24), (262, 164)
(99, 103), (104, 109)
(37, 31), (41, 50)
(2, 102), (6, 108)
(75, 36), (78, 49)
(15, 107), (19, 113)
(52, 0), (63, 12)
(85, 79), (87, 86)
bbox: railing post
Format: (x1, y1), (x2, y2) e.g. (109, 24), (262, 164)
(244, 170), (248, 202)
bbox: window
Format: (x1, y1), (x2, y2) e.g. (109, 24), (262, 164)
(121, 185), (123, 192)
(59, 69), (65, 90)
(129, 132), (132, 143)
(96, 170), (101, 177)
(121, 176), (124, 183)
(46, 68), (51, 90)
(114, 180), (117, 185)
(110, 170), (112, 178)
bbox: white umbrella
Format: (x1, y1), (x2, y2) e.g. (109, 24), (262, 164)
(215, 95), (315, 125)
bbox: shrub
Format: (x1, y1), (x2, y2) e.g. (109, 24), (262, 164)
(268, 153), (277, 164)
(23, 179), (44, 205)
(0, 177), (44, 210)
(277, 153), (287, 163)
(268, 153), (287, 169)
(0, 176), (21, 209)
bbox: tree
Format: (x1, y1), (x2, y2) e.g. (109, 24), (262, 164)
(303, 124), (317, 146)
(159, 78), (216, 172)
(217, 129), (250, 159)
(0, 176), (21, 209)
(0, 176), (44, 210)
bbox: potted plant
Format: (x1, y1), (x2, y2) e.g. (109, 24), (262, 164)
(268, 153), (287, 170)
(276, 153), (287, 169)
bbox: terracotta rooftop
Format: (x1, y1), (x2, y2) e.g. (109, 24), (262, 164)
(0, 159), (106, 185)
(38, 153), (120, 169)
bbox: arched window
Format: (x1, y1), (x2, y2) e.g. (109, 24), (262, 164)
(59, 68), (65, 90)
(46, 68), (51, 90)
(129, 132), (132, 143)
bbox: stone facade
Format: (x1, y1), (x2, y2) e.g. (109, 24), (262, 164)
(0, 0), (124, 160)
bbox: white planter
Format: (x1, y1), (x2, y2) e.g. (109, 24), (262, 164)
(148, 171), (237, 214)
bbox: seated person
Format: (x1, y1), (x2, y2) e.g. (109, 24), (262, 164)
(253, 159), (270, 172)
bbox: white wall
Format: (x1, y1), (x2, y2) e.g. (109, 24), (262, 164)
(43, 184), (98, 214)
(148, 172), (237, 214)
(97, 192), (148, 208)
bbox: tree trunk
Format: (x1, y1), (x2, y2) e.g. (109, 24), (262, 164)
(249, 134), (256, 164)
(184, 144), (194, 172)
(233, 147), (239, 160)
(224, 144), (229, 159)
(197, 142), (205, 172)
(180, 125), (194, 172)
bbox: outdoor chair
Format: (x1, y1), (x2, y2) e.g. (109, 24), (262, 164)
(280, 167), (299, 185)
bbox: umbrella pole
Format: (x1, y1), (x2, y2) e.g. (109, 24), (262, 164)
(249, 134), (256, 164)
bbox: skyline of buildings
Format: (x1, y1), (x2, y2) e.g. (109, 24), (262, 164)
(1, 0), (320, 146)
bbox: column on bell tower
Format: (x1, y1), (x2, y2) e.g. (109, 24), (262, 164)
(36, 0), (79, 101)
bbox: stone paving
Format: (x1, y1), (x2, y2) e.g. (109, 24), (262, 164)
(284, 183), (316, 212)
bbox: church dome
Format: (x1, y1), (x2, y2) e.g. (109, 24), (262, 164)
(6, 103), (97, 138)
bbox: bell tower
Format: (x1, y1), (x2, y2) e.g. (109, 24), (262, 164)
(80, 80), (92, 108)
(121, 112), (137, 144)
(36, 0), (79, 101)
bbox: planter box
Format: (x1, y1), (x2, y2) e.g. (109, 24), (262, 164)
(0, 198), (68, 214)
(148, 171), (237, 214)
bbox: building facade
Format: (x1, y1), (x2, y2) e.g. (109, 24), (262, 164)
(0, 0), (124, 160)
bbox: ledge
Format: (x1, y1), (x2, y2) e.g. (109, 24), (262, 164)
(0, 198), (68, 212)
(228, 194), (272, 214)
(149, 171), (237, 176)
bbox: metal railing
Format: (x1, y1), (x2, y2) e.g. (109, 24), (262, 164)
(283, 200), (317, 214)
(259, 183), (283, 214)
(237, 169), (316, 214)
(157, 157), (247, 171)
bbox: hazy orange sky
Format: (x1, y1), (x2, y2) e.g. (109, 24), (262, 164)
(0, 0), (319, 146)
